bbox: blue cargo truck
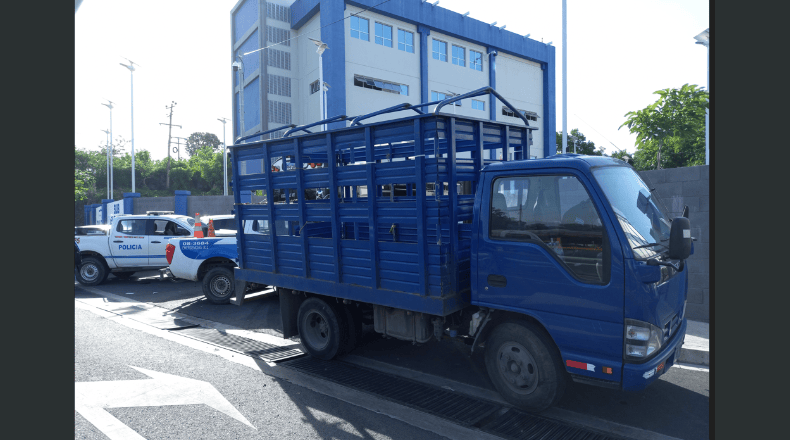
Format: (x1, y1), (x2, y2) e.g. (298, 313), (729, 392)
(228, 88), (692, 411)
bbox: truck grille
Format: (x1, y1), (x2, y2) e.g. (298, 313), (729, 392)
(663, 314), (679, 343)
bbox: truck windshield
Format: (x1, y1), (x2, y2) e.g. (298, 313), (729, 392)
(592, 166), (672, 260)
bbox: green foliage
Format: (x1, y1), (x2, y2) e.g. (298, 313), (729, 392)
(620, 84), (708, 170)
(185, 132), (222, 157)
(555, 129), (606, 156)
(75, 169), (93, 201)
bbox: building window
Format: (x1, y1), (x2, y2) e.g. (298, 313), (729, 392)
(354, 75), (408, 96)
(432, 39), (447, 61)
(309, 80), (320, 95)
(267, 26), (290, 46)
(431, 91), (461, 106)
(502, 107), (540, 121)
(472, 100), (485, 111)
(350, 16), (369, 41)
(266, 3), (290, 23)
(452, 45), (465, 66)
(375, 22), (393, 47)
(470, 50), (483, 71)
(398, 29), (414, 53)
(267, 49), (291, 70)
(269, 100), (292, 124)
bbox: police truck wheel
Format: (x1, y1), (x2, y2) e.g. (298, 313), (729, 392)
(484, 322), (567, 412)
(202, 267), (235, 304)
(77, 257), (107, 286)
(297, 297), (346, 360)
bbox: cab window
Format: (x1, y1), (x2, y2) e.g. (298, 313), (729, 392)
(116, 219), (146, 235)
(490, 175), (607, 283)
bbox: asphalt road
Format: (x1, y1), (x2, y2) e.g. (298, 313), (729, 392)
(76, 271), (709, 440)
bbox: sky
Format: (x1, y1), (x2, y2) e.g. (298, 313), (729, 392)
(75, 0), (709, 161)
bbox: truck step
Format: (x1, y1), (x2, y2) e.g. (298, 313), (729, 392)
(172, 327), (303, 363)
(282, 357), (629, 440)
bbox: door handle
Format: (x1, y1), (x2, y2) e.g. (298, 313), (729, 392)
(113, 240), (123, 243)
(487, 274), (507, 287)
(151, 241), (161, 244)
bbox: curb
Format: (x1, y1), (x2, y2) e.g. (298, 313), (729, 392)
(678, 346), (708, 366)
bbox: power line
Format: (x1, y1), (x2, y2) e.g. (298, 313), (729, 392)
(243, 0), (394, 56)
(573, 113), (626, 154)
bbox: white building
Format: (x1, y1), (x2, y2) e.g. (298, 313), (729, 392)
(231, 0), (556, 158)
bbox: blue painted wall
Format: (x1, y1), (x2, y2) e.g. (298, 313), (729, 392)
(123, 192), (140, 216)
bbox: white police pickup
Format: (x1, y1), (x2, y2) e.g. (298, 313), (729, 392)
(75, 212), (195, 285)
(166, 217), (268, 304)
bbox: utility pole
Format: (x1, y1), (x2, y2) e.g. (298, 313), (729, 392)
(120, 58), (138, 192)
(159, 101), (181, 189)
(218, 117), (229, 195)
(172, 136), (189, 161)
(562, 0), (568, 155)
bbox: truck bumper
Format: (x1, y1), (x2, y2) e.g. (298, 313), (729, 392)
(622, 318), (687, 391)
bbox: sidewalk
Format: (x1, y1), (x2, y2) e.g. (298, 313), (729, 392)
(678, 320), (709, 366)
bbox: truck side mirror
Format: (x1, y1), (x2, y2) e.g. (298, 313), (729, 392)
(668, 217), (692, 260)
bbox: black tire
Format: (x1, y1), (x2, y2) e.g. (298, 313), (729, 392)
(113, 271), (135, 280)
(484, 321), (567, 412)
(202, 267), (235, 304)
(76, 257), (108, 286)
(297, 297), (347, 360)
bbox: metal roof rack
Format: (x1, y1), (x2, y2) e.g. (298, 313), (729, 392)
(146, 211), (175, 215)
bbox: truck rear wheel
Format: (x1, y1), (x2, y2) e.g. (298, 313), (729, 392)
(484, 322), (567, 412)
(202, 267), (235, 304)
(297, 297), (346, 360)
(76, 257), (107, 286)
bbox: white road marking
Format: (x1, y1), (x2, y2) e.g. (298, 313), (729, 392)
(76, 365), (255, 439)
(674, 362), (710, 372)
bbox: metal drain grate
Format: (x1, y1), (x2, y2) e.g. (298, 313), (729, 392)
(284, 357), (630, 440)
(479, 408), (626, 440)
(129, 314), (199, 330)
(283, 357), (500, 427)
(173, 327), (303, 362)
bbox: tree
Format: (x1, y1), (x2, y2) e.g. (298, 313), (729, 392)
(75, 169), (94, 201)
(620, 84), (708, 170)
(555, 128), (606, 156)
(185, 132), (222, 157)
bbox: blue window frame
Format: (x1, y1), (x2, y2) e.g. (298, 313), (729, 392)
(432, 39), (447, 61)
(398, 29), (414, 53)
(375, 23), (393, 47)
(351, 16), (369, 41)
(470, 50), (483, 71)
(452, 45), (465, 66)
(472, 100), (485, 111)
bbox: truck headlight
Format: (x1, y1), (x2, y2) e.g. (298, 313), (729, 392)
(624, 319), (662, 361)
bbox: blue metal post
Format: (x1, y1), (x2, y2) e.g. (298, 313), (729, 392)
(83, 205), (92, 226)
(262, 145), (278, 273)
(448, 118), (458, 296)
(414, 118), (427, 296)
(488, 49), (498, 121)
(240, 190), (252, 205)
(365, 127), (380, 290)
(418, 25), (431, 103)
(294, 138), (310, 279)
(326, 133), (342, 283)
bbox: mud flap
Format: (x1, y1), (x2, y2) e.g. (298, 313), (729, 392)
(230, 277), (248, 306)
(279, 289), (304, 339)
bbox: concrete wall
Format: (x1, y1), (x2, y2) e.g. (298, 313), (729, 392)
(133, 197), (175, 215)
(638, 165), (709, 322)
(186, 196), (236, 218)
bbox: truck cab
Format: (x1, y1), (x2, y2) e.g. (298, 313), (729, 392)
(473, 155), (688, 400)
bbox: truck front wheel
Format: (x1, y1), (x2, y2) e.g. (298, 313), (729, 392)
(484, 322), (567, 412)
(202, 267), (235, 304)
(76, 257), (108, 286)
(297, 297), (346, 360)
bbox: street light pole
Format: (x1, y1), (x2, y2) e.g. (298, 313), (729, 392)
(101, 129), (110, 199)
(309, 38), (329, 130)
(102, 100), (115, 199)
(218, 117), (229, 195)
(694, 29), (710, 165)
(120, 59), (138, 192)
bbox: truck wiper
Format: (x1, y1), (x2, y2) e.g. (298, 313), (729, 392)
(632, 242), (668, 250)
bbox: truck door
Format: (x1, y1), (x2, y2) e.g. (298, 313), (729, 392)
(148, 219), (191, 266)
(475, 171), (626, 382)
(111, 219), (149, 267)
